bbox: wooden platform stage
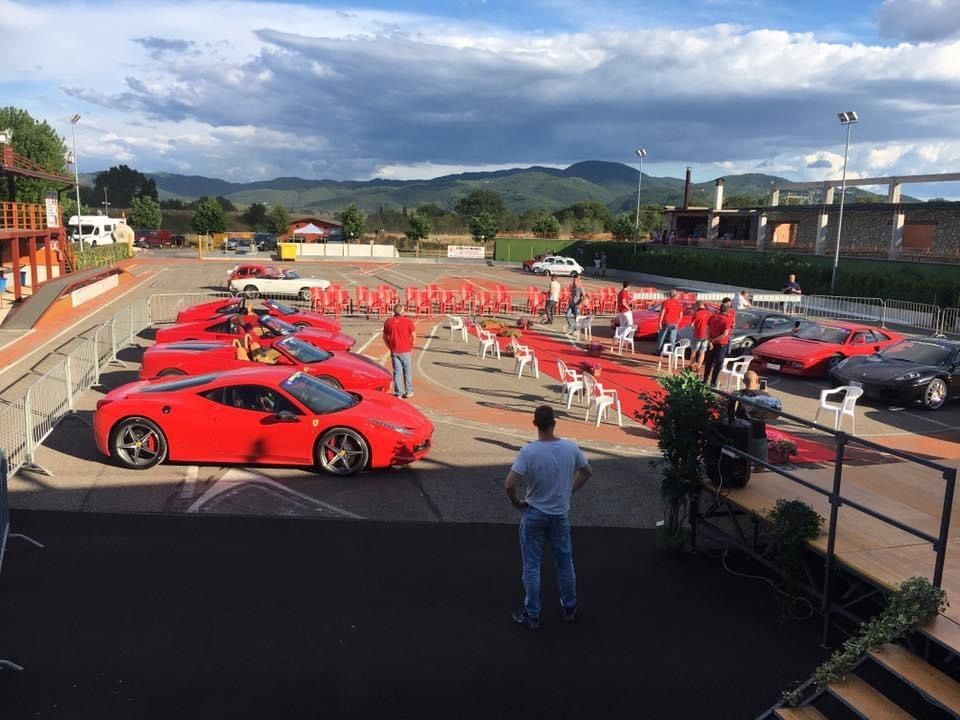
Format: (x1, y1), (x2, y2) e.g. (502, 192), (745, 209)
(709, 457), (960, 651)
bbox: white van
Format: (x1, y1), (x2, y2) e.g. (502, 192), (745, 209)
(68, 215), (120, 246)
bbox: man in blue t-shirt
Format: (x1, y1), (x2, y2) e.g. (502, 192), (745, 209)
(505, 405), (592, 629)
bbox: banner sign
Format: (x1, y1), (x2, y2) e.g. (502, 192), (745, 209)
(44, 192), (59, 228)
(447, 245), (485, 259)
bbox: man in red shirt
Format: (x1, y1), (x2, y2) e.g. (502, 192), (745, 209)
(383, 303), (417, 398)
(689, 301), (713, 372)
(616, 281), (632, 314)
(657, 289), (684, 355)
(703, 298), (734, 387)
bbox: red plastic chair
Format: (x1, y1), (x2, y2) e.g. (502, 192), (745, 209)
(475, 290), (496, 316)
(309, 287), (324, 312)
(404, 286), (420, 312)
(460, 284), (476, 314)
(526, 288), (545, 317)
(600, 288), (617, 314)
(440, 289), (460, 313)
(355, 286), (371, 315)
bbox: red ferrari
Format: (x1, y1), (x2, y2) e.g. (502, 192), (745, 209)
(611, 301), (716, 339)
(228, 264), (282, 281)
(140, 335), (392, 391)
(752, 321), (904, 377)
(94, 367), (433, 476)
(155, 314), (356, 352)
(175, 297), (341, 332)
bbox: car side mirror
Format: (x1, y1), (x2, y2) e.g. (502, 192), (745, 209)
(275, 410), (298, 423)
(873, 345), (881, 352)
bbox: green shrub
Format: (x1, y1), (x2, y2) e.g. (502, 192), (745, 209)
(73, 243), (131, 271)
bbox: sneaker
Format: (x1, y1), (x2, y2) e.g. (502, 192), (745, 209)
(561, 605), (578, 623)
(404, 391), (414, 399)
(511, 609), (540, 630)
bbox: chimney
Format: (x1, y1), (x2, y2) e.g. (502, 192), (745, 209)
(713, 178), (725, 211)
(682, 167), (692, 210)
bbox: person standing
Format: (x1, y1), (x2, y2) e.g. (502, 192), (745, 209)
(657, 289), (684, 354)
(703, 298), (734, 386)
(616, 281), (632, 315)
(689, 300), (713, 372)
(600, 252), (608, 278)
(732, 370), (780, 471)
(543, 273), (561, 325)
(565, 276), (584, 335)
(592, 254), (601, 278)
(733, 289), (752, 310)
(782, 274), (802, 314)
(505, 405), (592, 629)
(383, 303), (416, 398)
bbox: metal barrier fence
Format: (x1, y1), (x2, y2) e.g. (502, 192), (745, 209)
(800, 295), (884, 324)
(881, 299), (941, 335)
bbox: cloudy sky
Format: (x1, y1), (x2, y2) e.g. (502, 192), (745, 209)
(3, 0), (960, 196)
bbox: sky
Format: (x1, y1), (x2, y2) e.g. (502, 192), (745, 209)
(3, 0), (960, 198)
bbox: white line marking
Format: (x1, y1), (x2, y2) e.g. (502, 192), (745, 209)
(379, 266), (424, 284)
(179, 465), (199, 499)
(354, 331), (382, 355)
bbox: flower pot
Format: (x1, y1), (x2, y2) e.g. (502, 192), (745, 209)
(768, 450), (790, 465)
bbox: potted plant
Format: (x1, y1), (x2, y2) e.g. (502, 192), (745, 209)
(586, 341), (604, 357)
(477, 318), (503, 333)
(766, 433), (798, 465)
(579, 359), (602, 379)
(516, 318), (532, 330)
(499, 327), (523, 340)
(638, 370), (721, 549)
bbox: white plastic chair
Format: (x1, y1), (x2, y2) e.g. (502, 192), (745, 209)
(556, 359), (584, 408)
(657, 342), (675, 373)
(613, 325), (636, 355)
(478, 330), (501, 360)
(513, 343), (540, 378)
(815, 386), (864, 433)
(582, 372), (622, 427)
(672, 339), (691, 373)
(717, 355), (753, 391)
(447, 315), (468, 342)
(574, 314), (594, 342)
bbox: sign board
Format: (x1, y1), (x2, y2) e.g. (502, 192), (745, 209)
(44, 192), (59, 228)
(447, 245), (485, 259)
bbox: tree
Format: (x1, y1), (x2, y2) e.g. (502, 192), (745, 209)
(0, 107), (69, 204)
(128, 196), (163, 229)
(572, 218), (594, 238)
(191, 197), (228, 234)
(242, 202), (269, 231)
(337, 203), (367, 241)
(531, 212), (561, 238)
(611, 214), (636, 241)
(454, 190), (507, 223)
(215, 195), (236, 212)
(266, 205), (290, 235)
(556, 201), (612, 230)
(405, 211), (432, 242)
(637, 205), (663, 236)
(468, 211), (498, 242)
(93, 165), (158, 209)
(723, 194), (764, 209)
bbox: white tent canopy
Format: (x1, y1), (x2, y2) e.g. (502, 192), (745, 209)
(292, 223), (326, 235)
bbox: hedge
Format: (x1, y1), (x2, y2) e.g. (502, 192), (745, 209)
(73, 243), (132, 271)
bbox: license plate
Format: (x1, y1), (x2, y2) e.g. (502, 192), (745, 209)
(767, 362), (781, 371)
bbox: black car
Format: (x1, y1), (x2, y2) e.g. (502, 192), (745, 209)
(254, 233), (277, 251)
(828, 337), (960, 410)
(677, 308), (814, 357)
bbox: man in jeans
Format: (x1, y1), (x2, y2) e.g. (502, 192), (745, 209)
(657, 288), (684, 354)
(505, 405), (592, 629)
(564, 276), (584, 335)
(543, 273), (560, 325)
(703, 298), (734, 386)
(382, 303), (416, 398)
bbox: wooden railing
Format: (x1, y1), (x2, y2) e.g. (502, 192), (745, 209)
(0, 201), (47, 231)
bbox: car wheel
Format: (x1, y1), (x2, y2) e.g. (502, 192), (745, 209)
(243, 285), (260, 299)
(571, 271), (579, 278)
(294, 321), (310, 328)
(923, 378), (948, 411)
(739, 337), (756, 353)
(299, 288), (311, 301)
(533, 268), (543, 275)
(315, 427), (370, 476)
(315, 375), (343, 389)
(110, 417), (167, 469)
(157, 369), (186, 377)
(825, 355), (844, 374)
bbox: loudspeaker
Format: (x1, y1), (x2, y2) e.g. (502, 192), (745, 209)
(705, 421), (752, 489)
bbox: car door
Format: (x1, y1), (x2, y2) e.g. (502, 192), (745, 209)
(204, 384), (311, 464)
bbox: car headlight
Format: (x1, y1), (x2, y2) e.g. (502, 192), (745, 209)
(895, 371), (921, 381)
(371, 418), (413, 435)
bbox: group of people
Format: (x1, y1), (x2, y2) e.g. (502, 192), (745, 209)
(652, 290), (738, 386)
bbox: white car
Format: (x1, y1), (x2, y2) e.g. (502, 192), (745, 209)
(531, 256), (584, 276)
(228, 269), (331, 300)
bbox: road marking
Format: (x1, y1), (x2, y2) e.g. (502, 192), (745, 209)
(379, 266), (423, 284)
(354, 331), (382, 355)
(179, 465), (199, 499)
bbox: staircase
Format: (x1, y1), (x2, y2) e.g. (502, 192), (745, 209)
(766, 642), (960, 719)
(62, 240), (76, 274)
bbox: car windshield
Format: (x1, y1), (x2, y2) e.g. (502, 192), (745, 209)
(735, 312), (761, 330)
(281, 372), (356, 414)
(265, 300), (297, 316)
(796, 325), (851, 344)
(881, 341), (953, 365)
(261, 316), (296, 336)
(282, 270), (301, 279)
(276, 336), (331, 364)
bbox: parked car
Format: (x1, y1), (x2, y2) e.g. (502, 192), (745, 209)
(612, 300), (718, 339)
(228, 264), (283, 282)
(228, 269), (331, 300)
(135, 230), (173, 248)
(175, 297), (341, 332)
(675, 309), (815, 357)
(522, 254), (546, 272)
(223, 237), (240, 251)
(155, 314), (355, 352)
(829, 338), (960, 410)
(140, 335), (392, 391)
(254, 233), (278, 251)
(531, 256), (583, 276)
(753, 321), (904, 377)
(235, 239), (253, 255)
(94, 367), (434, 475)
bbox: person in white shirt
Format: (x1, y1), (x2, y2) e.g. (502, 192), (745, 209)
(733, 289), (752, 310)
(543, 273), (561, 325)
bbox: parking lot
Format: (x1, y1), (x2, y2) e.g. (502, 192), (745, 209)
(5, 254), (960, 526)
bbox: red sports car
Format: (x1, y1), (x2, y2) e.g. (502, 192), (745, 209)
(611, 301), (717, 339)
(94, 367), (433, 476)
(752, 321), (904, 377)
(175, 297), (341, 332)
(228, 264), (282, 282)
(140, 335), (392, 391)
(155, 314), (356, 352)
(522, 254), (545, 272)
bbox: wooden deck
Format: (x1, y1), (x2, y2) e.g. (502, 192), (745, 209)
(714, 459), (960, 647)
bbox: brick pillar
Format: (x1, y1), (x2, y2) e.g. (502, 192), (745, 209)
(888, 181), (904, 259)
(756, 213), (768, 250)
(769, 189), (780, 206)
(815, 186), (835, 255)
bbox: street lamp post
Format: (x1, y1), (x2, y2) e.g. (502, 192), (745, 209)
(634, 148), (646, 253)
(70, 114), (82, 249)
(831, 111), (858, 292)
(102, 188), (111, 216)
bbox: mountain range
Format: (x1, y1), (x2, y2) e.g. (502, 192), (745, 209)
(82, 161), (918, 213)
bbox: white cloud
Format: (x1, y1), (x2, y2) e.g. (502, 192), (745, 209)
(877, 0), (960, 42)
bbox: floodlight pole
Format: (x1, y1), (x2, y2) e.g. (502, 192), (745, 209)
(634, 148), (646, 253)
(70, 114), (83, 250)
(831, 113), (857, 292)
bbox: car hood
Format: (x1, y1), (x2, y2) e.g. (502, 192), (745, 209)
(358, 392), (433, 431)
(833, 354), (943, 382)
(757, 337), (833, 360)
(294, 328), (356, 349)
(320, 354), (391, 381)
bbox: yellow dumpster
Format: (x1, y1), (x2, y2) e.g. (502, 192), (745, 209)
(279, 242), (298, 261)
